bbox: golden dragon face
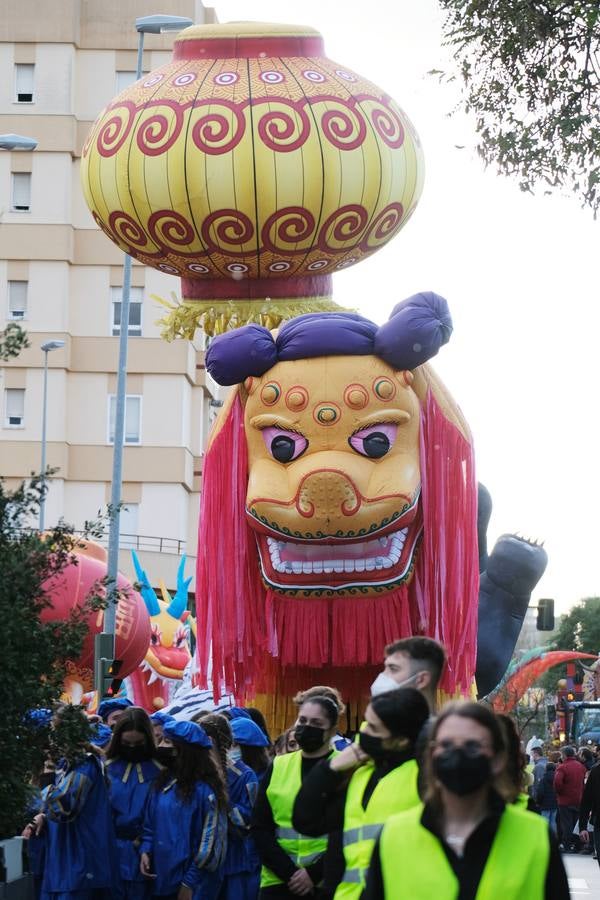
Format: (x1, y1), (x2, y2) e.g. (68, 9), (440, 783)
(244, 354), (422, 595)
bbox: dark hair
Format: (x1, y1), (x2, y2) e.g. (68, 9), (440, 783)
(496, 714), (527, 801)
(293, 685), (346, 718)
(580, 747), (594, 762)
(531, 745), (544, 757)
(274, 727), (298, 756)
(155, 738), (227, 808)
(549, 751), (561, 764)
(423, 702), (509, 811)
(245, 707), (272, 743)
(106, 707), (156, 760)
(384, 637), (446, 688)
(563, 746), (576, 758)
(240, 744), (271, 774)
(298, 695), (339, 728)
(369, 687), (430, 746)
(192, 711), (232, 777)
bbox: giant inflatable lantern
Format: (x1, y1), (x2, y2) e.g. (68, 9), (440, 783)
(82, 21), (539, 722)
(80, 22), (423, 336)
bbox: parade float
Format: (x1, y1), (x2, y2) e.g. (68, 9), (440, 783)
(82, 21), (547, 726)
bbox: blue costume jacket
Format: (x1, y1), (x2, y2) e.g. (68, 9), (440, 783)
(140, 777), (227, 895)
(41, 753), (115, 895)
(224, 761), (259, 876)
(106, 757), (163, 886)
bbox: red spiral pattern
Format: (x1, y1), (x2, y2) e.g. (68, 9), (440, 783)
(201, 209), (254, 253)
(136, 101), (184, 156)
(190, 100), (246, 155)
(147, 210), (196, 250)
(371, 104), (405, 149)
(96, 102), (136, 158)
(261, 207), (316, 253)
(256, 100), (311, 152)
(107, 211), (158, 255)
(360, 202), (405, 251)
(318, 204), (369, 250)
(320, 103), (367, 151)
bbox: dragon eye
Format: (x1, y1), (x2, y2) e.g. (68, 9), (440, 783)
(262, 427), (308, 463)
(349, 423), (398, 459)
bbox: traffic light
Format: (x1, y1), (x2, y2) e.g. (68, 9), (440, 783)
(536, 598), (555, 631)
(94, 633), (123, 699)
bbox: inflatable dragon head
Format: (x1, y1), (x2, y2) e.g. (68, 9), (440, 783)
(197, 293), (479, 705)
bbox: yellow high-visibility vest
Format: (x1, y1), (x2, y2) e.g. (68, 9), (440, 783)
(261, 751), (329, 889)
(335, 758), (419, 900)
(379, 802), (549, 899)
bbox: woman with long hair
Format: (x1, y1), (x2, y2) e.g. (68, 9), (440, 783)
(105, 706), (162, 899)
(34, 704), (115, 899)
(365, 702), (570, 899)
(194, 712), (260, 899)
(293, 687), (429, 898)
(252, 693), (342, 898)
(140, 719), (228, 900)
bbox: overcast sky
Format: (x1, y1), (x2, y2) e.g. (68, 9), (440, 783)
(213, 0), (600, 615)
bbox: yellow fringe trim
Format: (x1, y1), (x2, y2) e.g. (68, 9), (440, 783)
(153, 292), (352, 338)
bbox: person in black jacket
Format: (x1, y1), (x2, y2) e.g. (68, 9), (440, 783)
(535, 752), (560, 835)
(579, 760), (600, 867)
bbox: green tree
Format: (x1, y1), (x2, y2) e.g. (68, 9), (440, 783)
(0, 475), (106, 838)
(538, 596), (600, 693)
(0, 322), (29, 361)
(438, 1), (600, 211)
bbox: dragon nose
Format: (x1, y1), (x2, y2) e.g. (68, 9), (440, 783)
(296, 470), (360, 520)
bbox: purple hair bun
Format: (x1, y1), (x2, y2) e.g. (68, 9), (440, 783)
(374, 292), (452, 370)
(205, 293), (452, 386)
(206, 324), (277, 385)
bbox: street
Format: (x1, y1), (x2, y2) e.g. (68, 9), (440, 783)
(565, 853), (600, 896)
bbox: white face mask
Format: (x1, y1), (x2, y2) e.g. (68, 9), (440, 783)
(370, 671), (421, 697)
(228, 746), (242, 763)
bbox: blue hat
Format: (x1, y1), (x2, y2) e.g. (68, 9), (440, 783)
(91, 723), (113, 748)
(227, 706), (252, 720)
(25, 708), (53, 729)
(231, 717), (270, 747)
(98, 698), (133, 722)
(150, 711), (172, 724)
(163, 718), (212, 748)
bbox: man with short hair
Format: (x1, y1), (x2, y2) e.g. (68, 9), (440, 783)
(554, 746), (586, 852)
(531, 744), (548, 796)
(370, 636), (446, 711)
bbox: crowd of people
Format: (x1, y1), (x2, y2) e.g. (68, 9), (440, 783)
(21, 637), (583, 899)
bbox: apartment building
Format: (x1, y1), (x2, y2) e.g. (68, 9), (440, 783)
(0, 0), (220, 591)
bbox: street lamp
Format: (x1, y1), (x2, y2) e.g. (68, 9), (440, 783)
(100, 13), (193, 691)
(39, 340), (65, 530)
(0, 133), (38, 151)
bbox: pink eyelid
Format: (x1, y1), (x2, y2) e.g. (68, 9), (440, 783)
(262, 426), (308, 460)
(349, 422), (398, 454)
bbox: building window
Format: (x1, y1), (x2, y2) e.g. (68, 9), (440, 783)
(4, 388), (25, 427)
(11, 173), (31, 212)
(15, 63), (34, 103)
(108, 394), (141, 444)
(115, 70), (138, 93)
(111, 286), (143, 336)
(119, 503), (139, 549)
(7, 280), (28, 320)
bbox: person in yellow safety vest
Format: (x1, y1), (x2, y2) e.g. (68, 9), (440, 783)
(364, 701), (571, 900)
(293, 687), (430, 899)
(252, 693), (342, 899)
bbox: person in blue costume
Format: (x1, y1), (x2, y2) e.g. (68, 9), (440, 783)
(194, 712), (261, 900)
(105, 707), (164, 900)
(91, 722), (113, 750)
(21, 709), (55, 899)
(150, 710), (172, 745)
(139, 719), (228, 900)
(36, 704), (116, 900)
(98, 697), (133, 729)
(223, 713), (272, 784)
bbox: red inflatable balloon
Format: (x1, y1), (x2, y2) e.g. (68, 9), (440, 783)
(40, 540), (150, 688)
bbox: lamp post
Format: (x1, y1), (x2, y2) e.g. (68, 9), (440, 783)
(0, 133), (38, 151)
(39, 340), (65, 531)
(99, 13), (193, 693)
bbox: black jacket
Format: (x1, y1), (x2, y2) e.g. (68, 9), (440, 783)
(535, 762), (558, 811)
(579, 760), (600, 830)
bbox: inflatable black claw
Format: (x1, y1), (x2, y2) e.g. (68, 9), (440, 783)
(475, 485), (548, 698)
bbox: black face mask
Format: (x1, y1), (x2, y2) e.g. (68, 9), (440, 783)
(294, 724), (327, 753)
(120, 745), (150, 764)
(155, 747), (177, 767)
(433, 748), (492, 796)
(359, 732), (388, 761)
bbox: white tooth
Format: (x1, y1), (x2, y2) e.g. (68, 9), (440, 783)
(333, 561), (344, 573)
(147, 670), (159, 685)
(267, 537), (276, 547)
(292, 562), (302, 574)
(323, 563), (334, 573)
(343, 560), (355, 572)
(389, 551), (400, 564)
(284, 562), (293, 573)
(270, 550), (280, 562)
(381, 556), (393, 568)
(302, 562), (313, 574)
(313, 561), (324, 573)
(378, 537), (387, 546)
(354, 559), (366, 572)
(274, 562), (287, 573)
(365, 558), (376, 571)
(375, 557), (385, 569)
